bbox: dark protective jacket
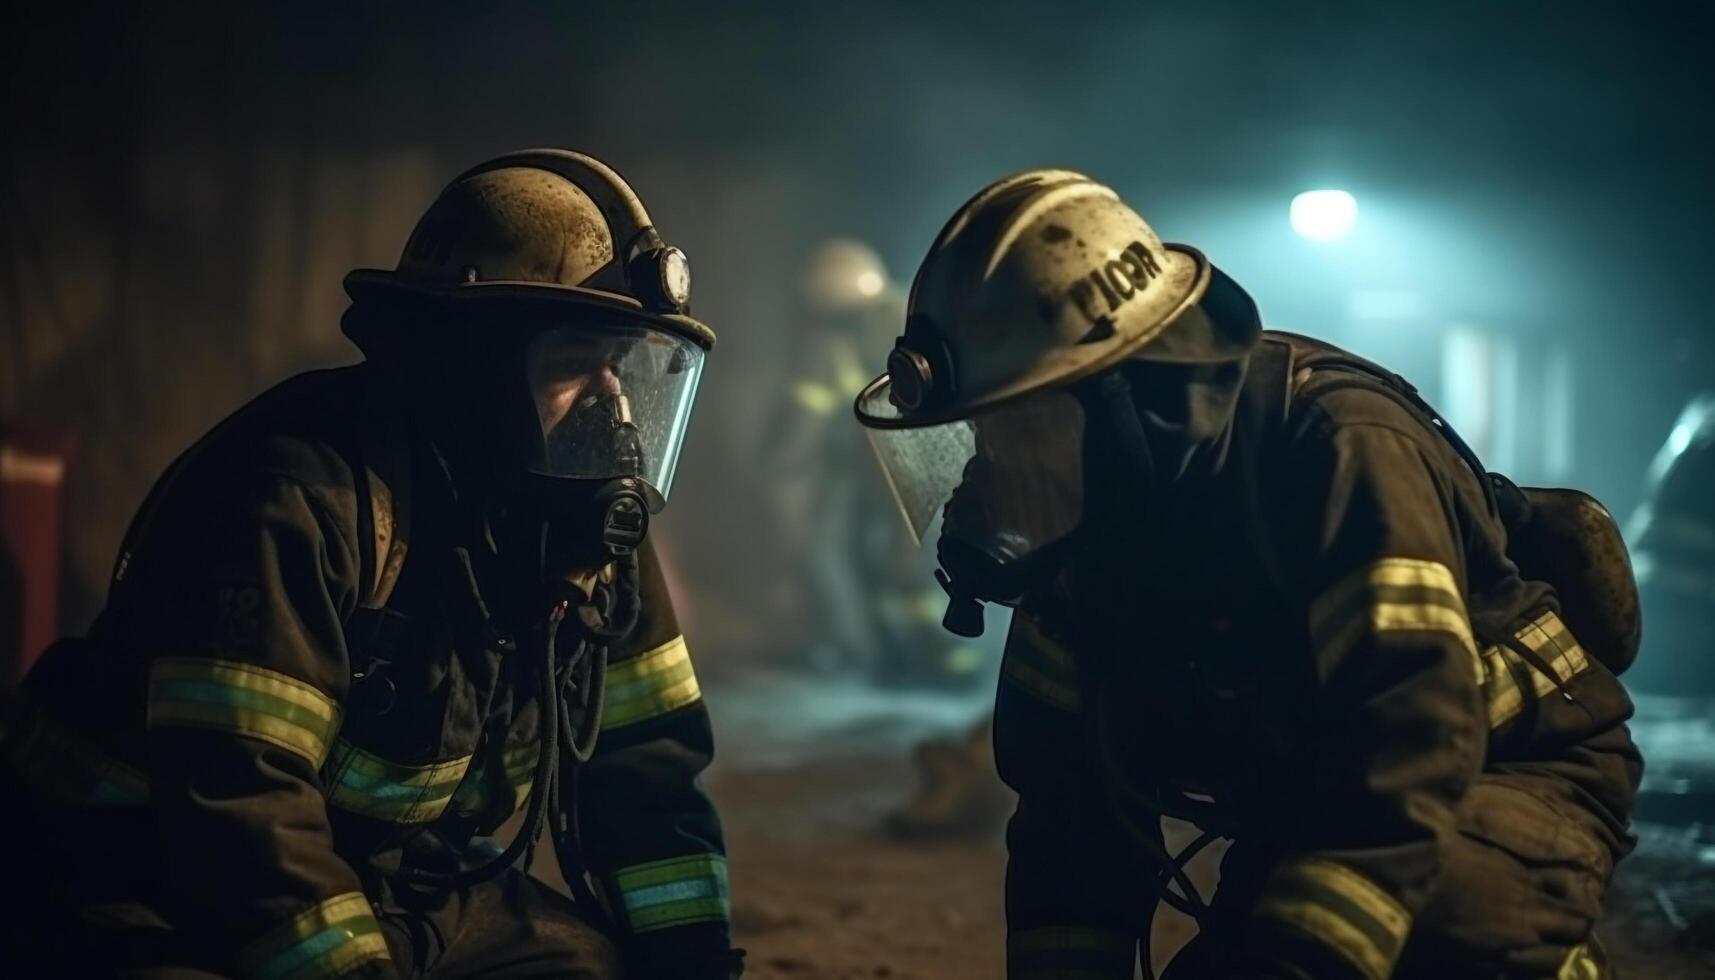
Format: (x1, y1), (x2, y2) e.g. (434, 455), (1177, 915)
(1, 365), (731, 979)
(996, 332), (1641, 980)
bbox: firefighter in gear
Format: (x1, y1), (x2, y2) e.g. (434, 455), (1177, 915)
(855, 170), (1642, 979)
(0, 150), (741, 979)
(772, 239), (983, 685)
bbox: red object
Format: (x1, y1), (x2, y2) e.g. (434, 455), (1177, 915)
(0, 422), (77, 685)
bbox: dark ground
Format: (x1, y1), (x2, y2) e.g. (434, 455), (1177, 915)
(514, 673), (1715, 980)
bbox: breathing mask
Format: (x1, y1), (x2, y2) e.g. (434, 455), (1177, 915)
(860, 385), (1088, 635)
(513, 322), (702, 591)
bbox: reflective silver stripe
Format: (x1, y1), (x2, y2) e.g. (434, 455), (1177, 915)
(1254, 857), (1411, 980)
(1002, 614), (1081, 712)
(1310, 558), (1478, 679)
(1481, 610), (1592, 729)
(1007, 926), (1135, 979)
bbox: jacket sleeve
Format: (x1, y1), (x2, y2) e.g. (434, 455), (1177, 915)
(574, 540), (736, 979)
(1243, 411), (1488, 980)
(137, 468), (394, 980)
(996, 607), (1144, 980)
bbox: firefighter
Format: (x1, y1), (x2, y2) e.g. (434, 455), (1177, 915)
(854, 170), (1641, 979)
(0, 150), (741, 979)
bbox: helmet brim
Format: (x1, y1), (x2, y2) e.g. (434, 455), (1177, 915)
(1126, 263), (1261, 365)
(343, 269), (716, 350)
(855, 244), (1213, 429)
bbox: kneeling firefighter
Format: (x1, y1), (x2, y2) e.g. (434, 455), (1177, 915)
(855, 171), (1643, 980)
(0, 150), (741, 979)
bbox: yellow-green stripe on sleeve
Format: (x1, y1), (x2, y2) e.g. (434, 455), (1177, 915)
(1310, 558), (1478, 677)
(1254, 857), (1411, 980)
(237, 892), (390, 980)
(502, 741), (540, 809)
(322, 740), (472, 824)
(611, 853), (731, 933)
(601, 636), (702, 730)
(147, 658), (341, 766)
(1481, 610), (1593, 729)
(1000, 614), (1081, 712)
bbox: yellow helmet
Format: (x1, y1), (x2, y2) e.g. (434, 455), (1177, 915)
(856, 169), (1215, 429)
(855, 169), (1257, 542)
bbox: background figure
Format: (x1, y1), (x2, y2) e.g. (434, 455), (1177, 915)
(772, 239), (990, 687)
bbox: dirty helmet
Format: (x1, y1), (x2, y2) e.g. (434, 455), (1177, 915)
(344, 149), (710, 506)
(854, 169), (1244, 548)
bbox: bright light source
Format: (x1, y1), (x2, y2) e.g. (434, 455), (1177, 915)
(1290, 189), (1358, 242)
(855, 270), (885, 297)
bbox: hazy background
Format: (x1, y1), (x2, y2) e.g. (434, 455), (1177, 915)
(5, 0), (1712, 675)
(6, 4), (1715, 977)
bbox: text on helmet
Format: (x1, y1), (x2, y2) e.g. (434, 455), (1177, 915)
(1067, 241), (1164, 327)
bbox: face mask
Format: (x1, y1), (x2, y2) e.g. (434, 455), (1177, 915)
(524, 396), (651, 585)
(507, 324), (702, 599)
(861, 386), (1087, 636)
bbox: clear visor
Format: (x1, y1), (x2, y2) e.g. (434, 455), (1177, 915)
(524, 324), (705, 499)
(858, 382), (1086, 562)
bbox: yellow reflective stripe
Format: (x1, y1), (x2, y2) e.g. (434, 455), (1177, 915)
(1008, 926), (1135, 979)
(1255, 858), (1410, 980)
(237, 892), (390, 980)
(147, 658), (341, 766)
(502, 741), (540, 808)
(1479, 644), (1528, 727)
(1311, 557), (1463, 623)
(602, 636), (702, 729)
(1255, 897), (1394, 980)
(611, 853), (731, 933)
(322, 740), (472, 824)
(1483, 610), (1593, 729)
(1557, 942), (1602, 980)
(1519, 610), (1590, 682)
(1002, 615), (1081, 712)
(1310, 558), (1477, 677)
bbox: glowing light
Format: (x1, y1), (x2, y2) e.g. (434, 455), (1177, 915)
(855, 269), (885, 297)
(1290, 189), (1358, 242)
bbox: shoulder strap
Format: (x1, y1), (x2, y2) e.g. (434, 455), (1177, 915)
(1278, 333), (1501, 520)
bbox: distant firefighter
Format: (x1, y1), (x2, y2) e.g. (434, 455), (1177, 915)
(0, 152), (741, 979)
(775, 238), (982, 685)
(854, 171), (1641, 979)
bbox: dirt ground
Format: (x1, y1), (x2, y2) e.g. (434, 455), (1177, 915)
(532, 672), (1714, 979)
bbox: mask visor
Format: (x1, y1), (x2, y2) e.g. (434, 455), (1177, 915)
(524, 324), (704, 502)
(857, 380), (1086, 563)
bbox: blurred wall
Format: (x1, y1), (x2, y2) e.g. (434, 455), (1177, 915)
(4, 0), (1711, 661)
